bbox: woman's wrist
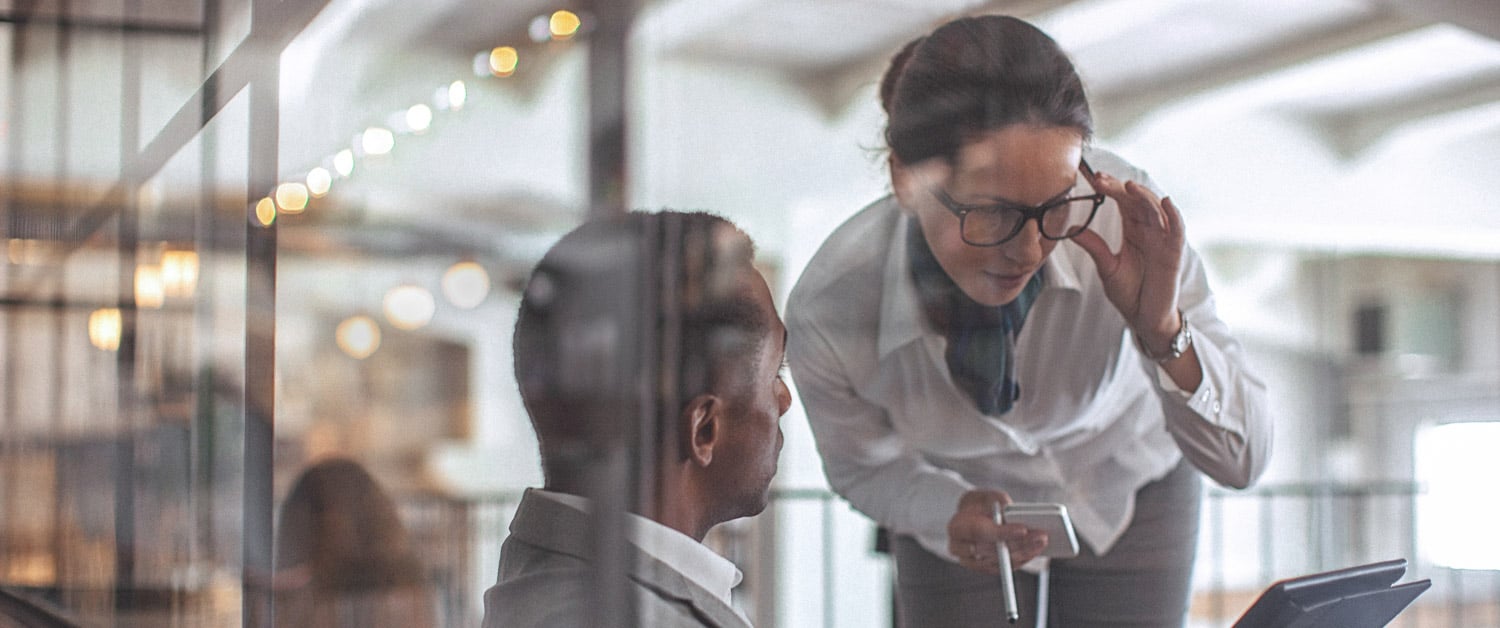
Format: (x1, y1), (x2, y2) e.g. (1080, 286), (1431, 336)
(1136, 310), (1189, 362)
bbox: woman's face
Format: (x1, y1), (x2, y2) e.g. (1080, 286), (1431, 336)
(897, 124), (1085, 306)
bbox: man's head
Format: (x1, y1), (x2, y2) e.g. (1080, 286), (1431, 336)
(513, 211), (790, 536)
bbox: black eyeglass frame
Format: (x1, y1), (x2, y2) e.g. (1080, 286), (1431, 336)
(932, 159), (1107, 247)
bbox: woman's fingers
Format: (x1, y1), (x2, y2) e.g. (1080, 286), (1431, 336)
(947, 490), (1053, 574)
(1093, 170), (1171, 234)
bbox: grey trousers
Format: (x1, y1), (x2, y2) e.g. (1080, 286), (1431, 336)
(893, 461), (1202, 628)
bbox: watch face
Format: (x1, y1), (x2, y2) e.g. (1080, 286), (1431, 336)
(1172, 325), (1191, 355)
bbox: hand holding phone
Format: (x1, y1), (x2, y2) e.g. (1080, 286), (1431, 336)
(1002, 503), (1080, 559)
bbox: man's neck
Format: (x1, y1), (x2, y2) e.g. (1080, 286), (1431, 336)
(545, 478), (712, 542)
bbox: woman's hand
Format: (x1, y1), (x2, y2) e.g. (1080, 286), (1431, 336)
(947, 490), (1049, 574)
(1070, 168), (1184, 354)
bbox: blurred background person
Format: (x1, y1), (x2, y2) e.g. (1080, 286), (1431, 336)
(273, 457), (437, 628)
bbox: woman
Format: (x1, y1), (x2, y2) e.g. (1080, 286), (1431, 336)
(785, 15), (1271, 627)
(273, 458), (436, 627)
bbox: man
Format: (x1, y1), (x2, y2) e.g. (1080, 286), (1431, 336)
(483, 211), (790, 628)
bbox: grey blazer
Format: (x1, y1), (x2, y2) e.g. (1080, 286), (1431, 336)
(481, 490), (753, 628)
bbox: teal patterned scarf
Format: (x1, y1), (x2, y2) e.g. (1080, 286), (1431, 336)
(907, 217), (1043, 416)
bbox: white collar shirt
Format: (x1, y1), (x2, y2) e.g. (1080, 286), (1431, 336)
(532, 489), (746, 618)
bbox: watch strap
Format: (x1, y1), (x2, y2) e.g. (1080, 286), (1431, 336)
(1137, 311), (1191, 363)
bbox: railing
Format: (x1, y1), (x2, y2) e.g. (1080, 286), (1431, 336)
(400, 482), (1500, 628)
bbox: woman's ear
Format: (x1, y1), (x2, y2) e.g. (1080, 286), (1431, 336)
(681, 394), (722, 467)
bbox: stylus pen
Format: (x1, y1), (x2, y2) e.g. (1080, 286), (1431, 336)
(993, 502), (1020, 624)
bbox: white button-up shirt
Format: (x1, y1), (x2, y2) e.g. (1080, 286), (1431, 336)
(785, 149), (1271, 559)
(532, 490), (748, 620)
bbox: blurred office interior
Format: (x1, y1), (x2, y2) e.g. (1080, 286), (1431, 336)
(1, 0), (1499, 625)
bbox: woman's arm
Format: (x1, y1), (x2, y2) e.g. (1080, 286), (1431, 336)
(1071, 159), (1272, 489)
(1153, 244), (1273, 489)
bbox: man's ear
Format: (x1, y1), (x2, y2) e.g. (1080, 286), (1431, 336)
(681, 394), (723, 467)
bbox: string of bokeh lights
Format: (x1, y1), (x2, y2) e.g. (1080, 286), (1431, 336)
(139, 8), (589, 360)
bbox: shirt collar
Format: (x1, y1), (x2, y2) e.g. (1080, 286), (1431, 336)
(532, 489), (744, 607)
(875, 193), (1089, 360)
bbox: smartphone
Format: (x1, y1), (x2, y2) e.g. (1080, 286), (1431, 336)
(1002, 503), (1080, 559)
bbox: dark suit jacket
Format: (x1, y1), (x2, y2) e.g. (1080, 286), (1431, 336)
(481, 489), (753, 628)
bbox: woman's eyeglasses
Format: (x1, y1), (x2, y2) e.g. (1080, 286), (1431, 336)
(932, 160), (1105, 247)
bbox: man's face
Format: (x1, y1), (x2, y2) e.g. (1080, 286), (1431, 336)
(713, 269), (791, 521)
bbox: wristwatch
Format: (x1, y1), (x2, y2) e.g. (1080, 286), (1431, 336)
(1139, 311), (1192, 363)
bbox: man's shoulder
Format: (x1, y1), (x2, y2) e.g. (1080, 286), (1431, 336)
(482, 561), (593, 627)
(483, 562), (734, 628)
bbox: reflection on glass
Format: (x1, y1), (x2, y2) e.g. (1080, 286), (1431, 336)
(383, 285), (436, 331)
(336, 315), (381, 359)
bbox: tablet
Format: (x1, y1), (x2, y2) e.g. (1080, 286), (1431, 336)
(1002, 503), (1080, 559)
(1232, 559), (1431, 628)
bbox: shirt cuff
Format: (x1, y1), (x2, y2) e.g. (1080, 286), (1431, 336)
(1153, 358), (1225, 421)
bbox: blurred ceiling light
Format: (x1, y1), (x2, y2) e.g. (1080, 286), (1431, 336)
(307, 167), (332, 197)
(528, 15), (552, 42)
(7, 239), (29, 264)
(383, 284), (435, 330)
(254, 197), (276, 226)
(406, 103), (433, 133)
(550, 10), (581, 39)
(161, 250), (199, 298)
(335, 315), (381, 359)
(333, 149), (355, 177)
(489, 46), (519, 77)
(275, 182), (310, 213)
(361, 127), (395, 155)
(442, 261), (491, 309)
(88, 308), (122, 351)
(135, 265), (165, 309)
(448, 80), (467, 110)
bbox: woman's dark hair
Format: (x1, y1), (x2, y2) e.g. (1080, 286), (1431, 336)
(884, 15), (1092, 166)
(879, 35), (926, 116)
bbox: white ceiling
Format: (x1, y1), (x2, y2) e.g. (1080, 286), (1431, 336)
(16, 0), (1500, 261)
(273, 0), (1500, 259)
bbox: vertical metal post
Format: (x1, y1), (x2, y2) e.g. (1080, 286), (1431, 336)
(49, 0), (72, 601)
(0, 1), (22, 584)
(583, 1), (640, 627)
(115, 0), (143, 601)
(587, 0), (633, 217)
(244, 3), (280, 626)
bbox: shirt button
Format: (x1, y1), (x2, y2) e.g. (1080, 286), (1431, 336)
(1212, 400), (1222, 415)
